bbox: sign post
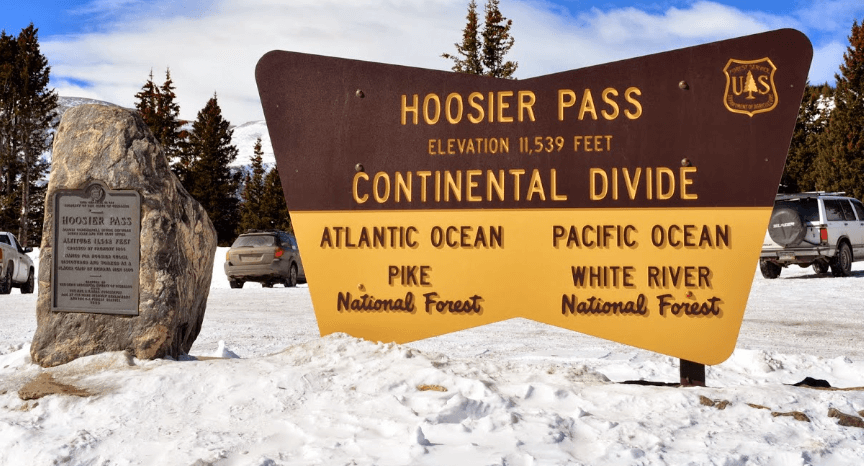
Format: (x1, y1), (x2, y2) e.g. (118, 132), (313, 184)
(257, 29), (812, 366)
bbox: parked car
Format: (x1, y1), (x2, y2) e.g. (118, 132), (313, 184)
(0, 231), (35, 294)
(224, 230), (305, 288)
(759, 192), (864, 278)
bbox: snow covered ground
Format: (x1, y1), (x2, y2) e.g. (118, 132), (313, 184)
(1, 249), (863, 465)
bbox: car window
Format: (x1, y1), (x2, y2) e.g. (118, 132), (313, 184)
(838, 200), (856, 221)
(0, 234), (9, 245)
(777, 198), (820, 222)
(852, 199), (864, 221)
(232, 235), (277, 247)
(824, 199), (851, 221)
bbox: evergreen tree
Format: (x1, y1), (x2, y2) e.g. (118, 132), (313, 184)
(182, 94), (241, 245)
(481, 0), (517, 79)
(443, 0), (517, 78)
(261, 166), (292, 233)
(780, 84), (829, 193)
(237, 137), (267, 233)
(0, 30), (20, 230)
(134, 68), (185, 165)
(442, 0), (483, 75)
(156, 69), (185, 161)
(0, 24), (57, 246)
(812, 19), (864, 200)
(134, 70), (159, 130)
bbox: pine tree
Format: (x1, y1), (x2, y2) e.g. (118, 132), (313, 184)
(812, 19), (864, 200)
(443, 0), (517, 78)
(442, 0), (483, 75)
(0, 30), (20, 230)
(0, 24), (57, 246)
(237, 137), (267, 233)
(182, 94), (241, 245)
(134, 70), (159, 130)
(481, 0), (517, 79)
(780, 84), (829, 193)
(134, 68), (185, 165)
(156, 69), (185, 161)
(261, 166), (292, 233)
(743, 71), (758, 99)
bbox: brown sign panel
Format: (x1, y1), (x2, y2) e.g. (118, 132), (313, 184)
(257, 29), (812, 365)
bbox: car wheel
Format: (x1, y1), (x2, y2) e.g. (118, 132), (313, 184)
(831, 243), (852, 277)
(767, 207), (807, 247)
(229, 279), (244, 289)
(0, 264), (11, 295)
(759, 259), (781, 279)
(285, 264), (298, 288)
(812, 260), (830, 274)
(20, 268), (34, 294)
(263, 281), (274, 288)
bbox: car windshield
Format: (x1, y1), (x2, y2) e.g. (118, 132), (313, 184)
(776, 198), (819, 223)
(232, 235), (277, 248)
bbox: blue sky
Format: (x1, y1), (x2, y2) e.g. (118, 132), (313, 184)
(3, 0), (863, 123)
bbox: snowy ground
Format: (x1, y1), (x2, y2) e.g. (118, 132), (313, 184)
(1, 249), (863, 465)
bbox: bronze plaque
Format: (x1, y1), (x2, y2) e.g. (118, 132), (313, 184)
(256, 29), (812, 365)
(52, 181), (141, 315)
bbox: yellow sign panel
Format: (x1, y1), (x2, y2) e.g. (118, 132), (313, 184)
(256, 29), (813, 365)
(295, 208), (765, 365)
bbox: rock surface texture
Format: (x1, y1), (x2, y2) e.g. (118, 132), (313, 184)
(31, 105), (217, 367)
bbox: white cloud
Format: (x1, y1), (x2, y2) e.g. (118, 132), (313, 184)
(809, 40), (847, 85)
(42, 0), (859, 124)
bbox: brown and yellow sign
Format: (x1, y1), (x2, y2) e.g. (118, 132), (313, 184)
(256, 29), (812, 365)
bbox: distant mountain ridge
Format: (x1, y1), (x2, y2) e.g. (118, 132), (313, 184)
(56, 96), (274, 168)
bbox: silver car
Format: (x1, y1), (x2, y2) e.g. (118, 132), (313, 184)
(760, 192), (864, 278)
(224, 230), (305, 288)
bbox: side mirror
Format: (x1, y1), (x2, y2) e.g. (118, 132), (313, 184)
(24, 247), (33, 253)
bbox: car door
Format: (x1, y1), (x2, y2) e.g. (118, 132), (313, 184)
(285, 234), (304, 277)
(8, 234), (27, 282)
(849, 199), (864, 259)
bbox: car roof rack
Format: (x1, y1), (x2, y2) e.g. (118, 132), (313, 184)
(244, 228), (282, 234)
(775, 191), (846, 200)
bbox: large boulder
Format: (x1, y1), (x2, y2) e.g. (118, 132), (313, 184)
(31, 104), (217, 367)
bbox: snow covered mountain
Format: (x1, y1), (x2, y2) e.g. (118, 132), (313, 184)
(230, 120), (275, 168)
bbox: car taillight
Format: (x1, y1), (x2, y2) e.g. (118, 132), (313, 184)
(274, 249), (284, 258)
(820, 227), (828, 242)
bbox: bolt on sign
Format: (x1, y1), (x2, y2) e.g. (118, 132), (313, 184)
(256, 29), (812, 365)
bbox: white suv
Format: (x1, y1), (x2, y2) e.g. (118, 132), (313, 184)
(760, 192), (864, 278)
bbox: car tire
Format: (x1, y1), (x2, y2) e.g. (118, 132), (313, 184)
(759, 259), (781, 279)
(229, 279), (244, 289)
(812, 260), (830, 274)
(20, 268), (34, 294)
(0, 264), (11, 295)
(285, 264), (298, 288)
(262, 282), (274, 288)
(767, 207), (807, 247)
(831, 243), (852, 277)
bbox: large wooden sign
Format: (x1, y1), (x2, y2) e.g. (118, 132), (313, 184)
(256, 29), (812, 365)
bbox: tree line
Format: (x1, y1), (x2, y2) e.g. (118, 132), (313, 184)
(779, 20), (864, 200)
(134, 70), (291, 245)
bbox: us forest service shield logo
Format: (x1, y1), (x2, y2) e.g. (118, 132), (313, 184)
(723, 58), (778, 116)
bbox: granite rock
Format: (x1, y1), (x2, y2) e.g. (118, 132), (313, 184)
(31, 104), (217, 367)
